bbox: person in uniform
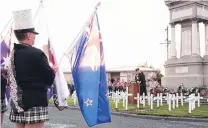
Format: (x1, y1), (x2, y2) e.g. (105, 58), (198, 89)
(7, 9), (57, 128)
(1, 69), (8, 127)
(135, 68), (147, 96)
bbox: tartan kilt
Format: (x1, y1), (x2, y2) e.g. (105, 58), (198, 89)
(1, 99), (8, 113)
(9, 107), (49, 124)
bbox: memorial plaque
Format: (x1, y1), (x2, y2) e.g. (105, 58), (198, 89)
(175, 66), (188, 73)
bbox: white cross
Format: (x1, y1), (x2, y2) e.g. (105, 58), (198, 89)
(195, 93), (203, 107)
(111, 92), (116, 102)
(114, 91), (121, 109)
(153, 93), (161, 108)
(134, 93), (142, 108)
(171, 94), (176, 109)
(186, 93), (196, 113)
(140, 93), (146, 107)
(163, 93), (169, 105)
(159, 93), (163, 106)
(146, 92), (151, 106)
(124, 87), (132, 110)
(166, 94), (172, 112)
(112, 91), (121, 103)
(176, 93), (184, 106)
(149, 94), (154, 110)
(175, 93), (179, 108)
(120, 91), (126, 107)
(71, 91), (77, 105)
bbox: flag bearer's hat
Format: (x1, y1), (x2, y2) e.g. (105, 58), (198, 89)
(12, 9), (39, 34)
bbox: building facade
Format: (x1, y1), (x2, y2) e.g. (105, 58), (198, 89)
(63, 66), (159, 84)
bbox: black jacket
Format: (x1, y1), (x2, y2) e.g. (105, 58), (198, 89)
(139, 72), (146, 86)
(135, 72), (146, 86)
(1, 73), (7, 100)
(13, 43), (55, 111)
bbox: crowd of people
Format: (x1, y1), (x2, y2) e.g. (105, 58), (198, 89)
(107, 78), (128, 92)
(107, 74), (160, 95)
(66, 71), (160, 96)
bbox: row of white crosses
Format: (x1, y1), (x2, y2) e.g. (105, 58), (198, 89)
(166, 92), (203, 113)
(71, 89), (164, 110)
(109, 87), (132, 110)
(133, 92), (197, 112)
(70, 88), (133, 109)
(134, 93), (163, 110)
(185, 93), (203, 113)
(69, 89), (205, 113)
(166, 93), (184, 111)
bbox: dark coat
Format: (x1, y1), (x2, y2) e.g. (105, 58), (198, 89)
(135, 72), (146, 86)
(139, 72), (146, 86)
(13, 43), (55, 111)
(1, 73), (7, 100)
(135, 72), (147, 95)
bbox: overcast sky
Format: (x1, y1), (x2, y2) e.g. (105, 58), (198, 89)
(0, 0), (206, 73)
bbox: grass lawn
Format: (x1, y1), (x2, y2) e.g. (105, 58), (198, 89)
(49, 98), (208, 117)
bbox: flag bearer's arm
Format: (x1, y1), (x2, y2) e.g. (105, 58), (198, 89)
(39, 52), (55, 86)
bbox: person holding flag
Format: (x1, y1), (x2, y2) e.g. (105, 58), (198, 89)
(1, 30), (11, 126)
(7, 9), (57, 128)
(1, 69), (8, 126)
(69, 2), (111, 127)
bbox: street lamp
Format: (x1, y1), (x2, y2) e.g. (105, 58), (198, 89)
(160, 25), (171, 60)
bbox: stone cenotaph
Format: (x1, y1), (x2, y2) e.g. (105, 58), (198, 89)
(162, 1), (208, 89)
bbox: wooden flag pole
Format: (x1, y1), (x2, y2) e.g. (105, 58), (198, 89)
(57, 2), (101, 66)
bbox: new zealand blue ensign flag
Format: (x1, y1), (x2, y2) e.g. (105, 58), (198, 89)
(69, 3), (111, 127)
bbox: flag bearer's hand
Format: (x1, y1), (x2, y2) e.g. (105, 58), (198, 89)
(52, 64), (58, 73)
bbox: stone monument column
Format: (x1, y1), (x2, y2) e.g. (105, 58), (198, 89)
(170, 24), (177, 58)
(191, 20), (200, 55)
(163, 1), (208, 89)
(205, 23), (208, 55)
(181, 22), (192, 56)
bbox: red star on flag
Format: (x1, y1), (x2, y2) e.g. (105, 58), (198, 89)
(85, 98), (93, 107)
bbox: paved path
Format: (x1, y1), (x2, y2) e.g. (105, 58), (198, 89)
(3, 107), (208, 128)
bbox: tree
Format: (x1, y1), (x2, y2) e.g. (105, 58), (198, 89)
(156, 70), (164, 85)
(138, 62), (154, 68)
(148, 65), (154, 68)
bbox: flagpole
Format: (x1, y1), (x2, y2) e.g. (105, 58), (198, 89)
(33, 0), (45, 21)
(38, 1), (58, 64)
(0, 18), (12, 39)
(57, 2), (101, 66)
(35, 0), (61, 66)
(65, 2), (101, 55)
